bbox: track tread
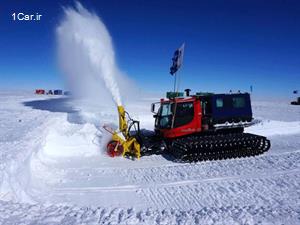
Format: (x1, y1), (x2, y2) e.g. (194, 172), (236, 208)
(169, 133), (271, 162)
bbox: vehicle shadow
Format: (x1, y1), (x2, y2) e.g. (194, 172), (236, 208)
(23, 97), (77, 113)
(23, 97), (87, 125)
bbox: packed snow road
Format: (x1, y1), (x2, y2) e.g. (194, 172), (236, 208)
(0, 91), (300, 224)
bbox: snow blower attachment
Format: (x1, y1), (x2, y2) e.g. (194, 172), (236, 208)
(104, 106), (141, 159)
(104, 91), (271, 162)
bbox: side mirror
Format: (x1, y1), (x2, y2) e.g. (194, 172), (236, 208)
(151, 103), (155, 113)
(151, 102), (160, 114)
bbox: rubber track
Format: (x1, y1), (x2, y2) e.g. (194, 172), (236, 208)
(169, 133), (271, 162)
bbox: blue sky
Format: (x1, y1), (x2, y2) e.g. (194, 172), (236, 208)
(0, 0), (299, 97)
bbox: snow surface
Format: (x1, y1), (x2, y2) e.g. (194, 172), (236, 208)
(0, 91), (300, 224)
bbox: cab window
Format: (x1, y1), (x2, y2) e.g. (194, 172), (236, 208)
(156, 103), (173, 129)
(161, 103), (172, 116)
(216, 98), (224, 108)
(232, 97), (245, 108)
(174, 102), (194, 127)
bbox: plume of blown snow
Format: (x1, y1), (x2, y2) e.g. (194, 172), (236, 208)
(56, 2), (136, 108)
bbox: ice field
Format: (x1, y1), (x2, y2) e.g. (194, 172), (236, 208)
(0, 91), (300, 224)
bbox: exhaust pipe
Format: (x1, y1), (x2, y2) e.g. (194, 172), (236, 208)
(184, 88), (191, 97)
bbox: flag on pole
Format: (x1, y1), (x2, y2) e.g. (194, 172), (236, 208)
(170, 43), (185, 75)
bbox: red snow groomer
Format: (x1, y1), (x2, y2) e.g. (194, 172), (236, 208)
(105, 44), (270, 161)
(105, 89), (271, 162)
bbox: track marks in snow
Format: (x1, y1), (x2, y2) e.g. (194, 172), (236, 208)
(0, 200), (299, 225)
(121, 151), (300, 186)
(53, 167), (300, 192)
(140, 173), (300, 211)
(34, 150), (300, 211)
(46, 150), (300, 190)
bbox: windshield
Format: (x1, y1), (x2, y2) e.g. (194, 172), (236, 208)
(161, 103), (172, 116)
(156, 103), (173, 129)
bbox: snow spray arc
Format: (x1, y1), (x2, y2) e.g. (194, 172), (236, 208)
(56, 2), (122, 106)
